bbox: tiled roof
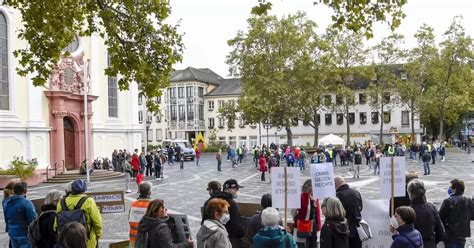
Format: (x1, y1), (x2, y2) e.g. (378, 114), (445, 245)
(206, 78), (242, 96)
(171, 67), (223, 85)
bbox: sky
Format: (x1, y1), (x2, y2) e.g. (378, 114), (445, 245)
(167, 0), (474, 78)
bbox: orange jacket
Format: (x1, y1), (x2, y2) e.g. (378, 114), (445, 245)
(128, 199), (151, 246)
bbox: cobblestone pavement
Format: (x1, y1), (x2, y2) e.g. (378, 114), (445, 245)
(0, 148), (473, 247)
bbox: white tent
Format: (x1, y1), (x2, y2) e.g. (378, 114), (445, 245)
(318, 134), (345, 147)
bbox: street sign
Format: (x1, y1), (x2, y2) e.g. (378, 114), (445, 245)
(271, 167), (301, 209)
(379, 157), (406, 199)
(310, 163), (336, 199)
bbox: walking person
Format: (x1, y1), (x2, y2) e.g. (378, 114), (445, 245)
(4, 182), (37, 248)
(335, 176), (363, 248)
(195, 147), (201, 166)
(320, 197), (349, 248)
(259, 153), (268, 181)
(229, 146), (237, 168)
(196, 198), (232, 248)
(216, 149), (222, 171)
(422, 151), (431, 176)
(237, 145), (244, 163)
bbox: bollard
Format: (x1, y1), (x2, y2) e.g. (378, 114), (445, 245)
(125, 173), (132, 193)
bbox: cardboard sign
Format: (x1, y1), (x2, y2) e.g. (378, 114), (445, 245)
(310, 163), (336, 199)
(379, 157), (406, 199)
(87, 191), (125, 213)
(271, 167), (301, 209)
(361, 200), (393, 248)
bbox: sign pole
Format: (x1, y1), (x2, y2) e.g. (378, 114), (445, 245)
(284, 166), (288, 230)
(390, 156), (395, 216)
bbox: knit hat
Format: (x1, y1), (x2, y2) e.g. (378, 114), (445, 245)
(71, 179), (87, 194)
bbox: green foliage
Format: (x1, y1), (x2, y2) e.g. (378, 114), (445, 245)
(207, 128), (218, 146)
(3, 0), (183, 113)
(8, 157), (37, 181)
(205, 145), (223, 153)
(218, 102), (239, 131)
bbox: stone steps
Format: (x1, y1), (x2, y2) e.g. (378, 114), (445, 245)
(47, 169), (125, 183)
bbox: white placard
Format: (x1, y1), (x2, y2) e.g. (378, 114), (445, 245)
(379, 157), (406, 199)
(361, 200), (393, 247)
(271, 167), (301, 209)
(310, 163), (336, 199)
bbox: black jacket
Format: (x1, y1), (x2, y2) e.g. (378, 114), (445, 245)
(320, 217), (349, 248)
(37, 204), (58, 248)
(410, 196), (445, 248)
(246, 212), (263, 244)
(336, 184), (362, 238)
(439, 194), (474, 239)
(202, 191), (244, 239)
(136, 216), (191, 248)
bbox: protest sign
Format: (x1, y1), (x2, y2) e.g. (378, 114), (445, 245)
(87, 191), (125, 213)
(379, 157), (406, 199)
(310, 163), (336, 199)
(361, 200), (392, 248)
(271, 167), (301, 209)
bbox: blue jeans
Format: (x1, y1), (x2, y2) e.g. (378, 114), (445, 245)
(10, 236), (31, 248)
(299, 159), (305, 170)
(410, 151), (416, 160)
(423, 162), (430, 175)
(446, 238), (466, 248)
(217, 160), (222, 171)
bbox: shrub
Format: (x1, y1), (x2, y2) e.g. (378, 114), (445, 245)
(205, 145), (223, 153)
(9, 157), (37, 181)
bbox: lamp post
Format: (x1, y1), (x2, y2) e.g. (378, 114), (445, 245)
(83, 59), (90, 183)
(262, 119), (272, 147)
(145, 115), (152, 154)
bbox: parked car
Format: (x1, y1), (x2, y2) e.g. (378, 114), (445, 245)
(162, 139), (196, 161)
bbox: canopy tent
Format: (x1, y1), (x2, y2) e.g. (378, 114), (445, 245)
(318, 134), (345, 147)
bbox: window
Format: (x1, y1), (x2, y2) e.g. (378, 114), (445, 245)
(324, 95), (332, 105)
(178, 87), (184, 98)
(325, 113), (332, 125)
(383, 111), (391, 123)
(107, 54), (118, 117)
(169, 88), (176, 98)
(218, 117), (225, 128)
(218, 100), (224, 109)
(155, 114), (161, 123)
(383, 92), (391, 104)
(0, 10), (7, 110)
(208, 100), (214, 110)
(359, 93), (366, 104)
(371, 112), (379, 124)
(138, 94), (143, 105)
(229, 100), (235, 106)
(239, 136), (247, 147)
(186, 105), (194, 121)
(156, 129), (163, 141)
(239, 117), (245, 127)
(336, 95), (343, 105)
(217, 136), (226, 145)
(402, 111), (409, 126)
(360, 112), (367, 124)
(65, 35), (80, 53)
(229, 136), (236, 146)
(178, 105), (185, 120)
(155, 96), (161, 104)
(336, 113), (344, 125)
(186, 86), (193, 98)
(349, 113), (355, 125)
(146, 112), (152, 123)
(138, 111), (143, 123)
(228, 118), (235, 128)
(249, 136), (258, 147)
(317, 114), (321, 126)
(208, 118), (215, 128)
(198, 87), (204, 97)
(170, 105), (177, 121)
(199, 105), (204, 120)
(147, 129), (153, 142)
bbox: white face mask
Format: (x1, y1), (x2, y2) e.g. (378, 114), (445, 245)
(390, 215), (400, 229)
(220, 213), (230, 225)
(232, 190), (239, 199)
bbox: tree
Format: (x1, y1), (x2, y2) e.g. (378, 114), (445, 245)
(397, 24), (437, 142)
(325, 28), (372, 146)
(369, 34), (406, 145)
(422, 16), (473, 141)
(3, 0), (183, 112)
(251, 0), (407, 38)
(226, 12), (317, 147)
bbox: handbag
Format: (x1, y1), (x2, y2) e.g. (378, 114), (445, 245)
(356, 219), (373, 242)
(296, 195), (313, 238)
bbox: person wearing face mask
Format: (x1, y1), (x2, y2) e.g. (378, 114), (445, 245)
(389, 206), (423, 248)
(196, 198), (232, 248)
(135, 199), (193, 248)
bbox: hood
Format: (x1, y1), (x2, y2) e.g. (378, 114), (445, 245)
(137, 216), (168, 233)
(197, 219), (227, 242)
(255, 226), (287, 246)
(211, 190), (233, 200)
(4, 195), (26, 207)
(326, 218), (350, 237)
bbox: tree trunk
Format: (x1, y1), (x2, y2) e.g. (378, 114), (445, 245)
(345, 103), (350, 147)
(313, 109), (319, 147)
(439, 106), (445, 142)
(410, 101), (415, 143)
(285, 124), (293, 147)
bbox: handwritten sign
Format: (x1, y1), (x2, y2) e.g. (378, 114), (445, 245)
(87, 191), (125, 213)
(271, 167), (301, 209)
(379, 157), (406, 199)
(310, 163), (336, 199)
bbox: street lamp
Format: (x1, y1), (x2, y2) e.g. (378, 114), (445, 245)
(262, 119), (272, 147)
(145, 115), (152, 154)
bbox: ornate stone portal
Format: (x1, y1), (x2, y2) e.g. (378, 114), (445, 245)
(45, 52), (98, 171)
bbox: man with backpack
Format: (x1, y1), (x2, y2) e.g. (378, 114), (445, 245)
(4, 182), (37, 248)
(56, 179), (102, 248)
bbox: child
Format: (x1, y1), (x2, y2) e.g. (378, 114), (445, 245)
(180, 153), (184, 170)
(136, 169), (144, 187)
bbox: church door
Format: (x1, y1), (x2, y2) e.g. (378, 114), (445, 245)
(64, 117), (75, 170)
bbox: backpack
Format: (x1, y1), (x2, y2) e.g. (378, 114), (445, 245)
(57, 196), (90, 238)
(28, 210), (57, 248)
(354, 153), (362, 164)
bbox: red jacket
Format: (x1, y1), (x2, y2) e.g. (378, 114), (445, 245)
(136, 173), (144, 185)
(259, 157), (267, 172)
(131, 154), (140, 171)
(294, 147), (301, 160)
(295, 192), (321, 231)
(195, 148), (201, 158)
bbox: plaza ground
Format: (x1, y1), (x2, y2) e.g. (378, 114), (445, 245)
(0, 148), (473, 247)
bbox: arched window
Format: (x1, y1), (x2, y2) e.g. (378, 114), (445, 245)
(107, 54), (118, 117)
(0, 12), (8, 110)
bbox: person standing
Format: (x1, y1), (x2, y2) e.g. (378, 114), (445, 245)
(422, 151), (431, 176)
(299, 148), (307, 171)
(374, 149), (381, 176)
(167, 146), (174, 165)
(195, 147), (201, 166)
(201, 181), (222, 225)
(335, 176), (363, 248)
(252, 207), (297, 248)
(117, 149), (124, 172)
(145, 152), (154, 177)
(139, 151), (146, 173)
(237, 145), (244, 163)
(293, 179), (320, 248)
(431, 144), (437, 165)
(390, 206), (424, 248)
(55, 222), (88, 248)
(353, 148), (362, 178)
(131, 149), (140, 178)
(439, 142), (446, 161)
(229, 146), (237, 168)
(154, 151), (163, 180)
(129, 182), (152, 247)
(197, 198), (232, 248)
(246, 194), (273, 244)
(112, 149), (119, 172)
(4, 182), (37, 248)
(320, 197), (349, 248)
(439, 179), (474, 248)
(259, 154), (268, 181)
(216, 149), (222, 171)
(29, 189), (63, 248)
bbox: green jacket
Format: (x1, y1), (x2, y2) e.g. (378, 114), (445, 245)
(55, 194), (103, 248)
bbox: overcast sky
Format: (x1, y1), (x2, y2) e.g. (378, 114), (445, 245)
(168, 0), (473, 78)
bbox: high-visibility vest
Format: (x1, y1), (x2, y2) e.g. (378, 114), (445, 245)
(129, 199), (151, 246)
(388, 146), (395, 156)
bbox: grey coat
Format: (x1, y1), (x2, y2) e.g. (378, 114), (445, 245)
(197, 219), (232, 248)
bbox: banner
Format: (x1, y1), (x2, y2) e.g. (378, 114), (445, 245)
(379, 157), (406, 199)
(310, 163), (336, 199)
(361, 200), (393, 248)
(271, 167), (301, 209)
(87, 191), (125, 213)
